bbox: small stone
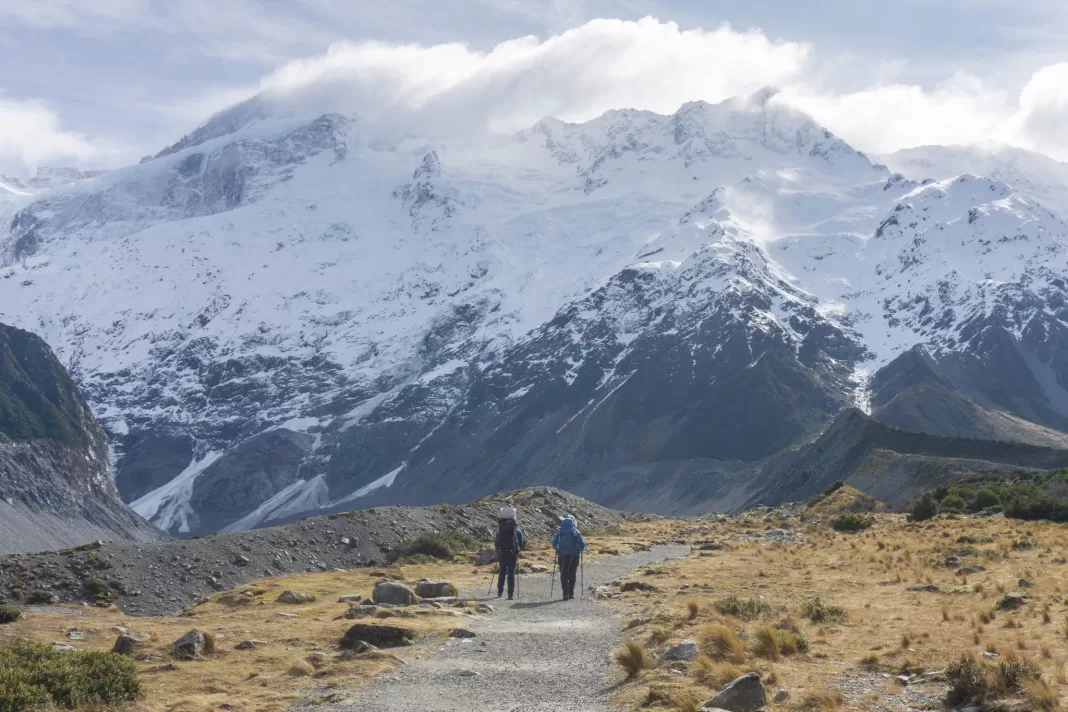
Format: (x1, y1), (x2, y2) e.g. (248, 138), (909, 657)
(626, 617), (650, 629)
(338, 594), (363, 603)
(340, 623), (416, 649)
(895, 675), (911, 686)
(449, 628), (477, 639)
(528, 564), (548, 573)
(51, 642), (75, 651)
(945, 556), (964, 567)
(772, 690), (789, 704)
(1018, 578), (1034, 588)
(235, 639), (266, 650)
(907, 584), (940, 592)
(959, 566), (986, 575)
(277, 612), (298, 618)
(277, 590), (314, 604)
(659, 640), (698, 662)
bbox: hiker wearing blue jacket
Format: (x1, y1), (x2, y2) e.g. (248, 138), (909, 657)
(552, 514), (586, 600)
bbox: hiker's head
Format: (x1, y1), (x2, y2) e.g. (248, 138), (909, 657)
(500, 506), (517, 521)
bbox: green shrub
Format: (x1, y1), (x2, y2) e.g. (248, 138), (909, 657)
(1012, 538), (1037, 551)
(940, 494), (966, 514)
(389, 530), (481, 562)
(909, 493), (938, 522)
(829, 512), (873, 532)
(946, 655), (985, 703)
(800, 597), (847, 624)
(0, 640), (142, 712)
(714, 596), (772, 621)
(994, 657), (1041, 693)
(0, 606), (21, 624)
(971, 487), (1001, 511)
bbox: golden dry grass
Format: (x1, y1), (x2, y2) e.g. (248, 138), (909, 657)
(602, 513), (1068, 711)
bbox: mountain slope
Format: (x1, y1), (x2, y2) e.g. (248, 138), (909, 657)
(0, 323), (162, 553)
(2, 89), (1068, 532)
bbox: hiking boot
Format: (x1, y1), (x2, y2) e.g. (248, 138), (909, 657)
(507, 594), (514, 600)
(497, 591), (503, 598)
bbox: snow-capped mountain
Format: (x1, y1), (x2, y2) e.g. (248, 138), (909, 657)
(3, 88), (1068, 533)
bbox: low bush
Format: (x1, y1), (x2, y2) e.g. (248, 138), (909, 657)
(388, 531), (481, 562)
(909, 493), (938, 522)
(800, 597), (847, 624)
(699, 624), (747, 663)
(714, 595), (771, 621)
(829, 512), (873, 532)
(0, 606), (21, 624)
(0, 640), (142, 711)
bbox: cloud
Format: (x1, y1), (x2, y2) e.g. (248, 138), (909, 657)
(1001, 63), (1068, 161)
(257, 17), (811, 134)
(779, 73), (1013, 155)
(0, 98), (100, 173)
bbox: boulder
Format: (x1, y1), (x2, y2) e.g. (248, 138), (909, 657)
(621, 581), (657, 593)
(997, 593), (1028, 610)
(372, 582), (418, 606)
(414, 580), (456, 599)
(945, 556), (964, 567)
(340, 623), (417, 649)
(475, 549), (497, 566)
(660, 640), (698, 662)
(277, 590), (315, 604)
(172, 630), (208, 659)
(704, 672), (766, 712)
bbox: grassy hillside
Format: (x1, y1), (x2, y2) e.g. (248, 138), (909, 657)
(0, 322), (90, 445)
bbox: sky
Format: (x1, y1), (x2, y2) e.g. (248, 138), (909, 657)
(1, 0), (1067, 176)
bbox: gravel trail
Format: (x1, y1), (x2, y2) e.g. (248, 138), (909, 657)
(313, 544), (688, 712)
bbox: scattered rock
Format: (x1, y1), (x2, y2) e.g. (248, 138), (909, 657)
(1018, 578), (1034, 588)
(704, 672), (766, 712)
(528, 565), (548, 573)
(997, 593), (1028, 610)
(626, 617), (650, 629)
(474, 604), (493, 615)
(51, 642), (75, 651)
(414, 580), (456, 599)
(277, 612), (298, 618)
(340, 605), (380, 619)
(172, 630), (208, 659)
(343, 640), (377, 654)
(474, 549), (497, 566)
(772, 690), (789, 704)
(338, 594), (363, 603)
(372, 582), (418, 606)
(958, 566), (986, 575)
(907, 584), (940, 592)
(945, 556), (963, 567)
(620, 581), (658, 593)
(449, 628), (477, 639)
(340, 623), (417, 649)
(660, 640), (698, 662)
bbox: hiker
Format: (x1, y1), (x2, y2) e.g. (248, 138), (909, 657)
(495, 506), (526, 600)
(552, 514), (586, 600)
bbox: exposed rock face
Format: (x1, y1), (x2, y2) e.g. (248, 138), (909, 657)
(0, 323), (161, 553)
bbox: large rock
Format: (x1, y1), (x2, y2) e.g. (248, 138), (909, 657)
(704, 673), (766, 712)
(414, 580), (456, 599)
(172, 629), (208, 659)
(340, 605), (380, 619)
(277, 590), (315, 604)
(660, 640), (698, 662)
(340, 623), (417, 649)
(997, 593), (1028, 610)
(112, 632), (150, 655)
(372, 582), (418, 606)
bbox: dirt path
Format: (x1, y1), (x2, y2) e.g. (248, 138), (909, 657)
(303, 544), (688, 712)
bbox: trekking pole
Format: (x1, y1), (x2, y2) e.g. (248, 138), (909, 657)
(488, 565), (495, 597)
(580, 552), (585, 600)
(549, 555), (557, 602)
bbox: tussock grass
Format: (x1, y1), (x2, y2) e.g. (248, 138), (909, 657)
(691, 654), (745, 688)
(615, 640), (653, 678)
(699, 624), (746, 663)
(714, 595), (772, 621)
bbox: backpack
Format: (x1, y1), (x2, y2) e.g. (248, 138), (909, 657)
(556, 529), (579, 554)
(497, 518), (519, 553)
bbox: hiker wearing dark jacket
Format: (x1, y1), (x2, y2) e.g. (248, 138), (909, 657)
(495, 506), (526, 599)
(552, 514), (586, 600)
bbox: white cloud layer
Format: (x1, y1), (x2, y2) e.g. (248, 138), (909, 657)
(0, 98), (99, 172)
(249, 17), (1068, 161)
